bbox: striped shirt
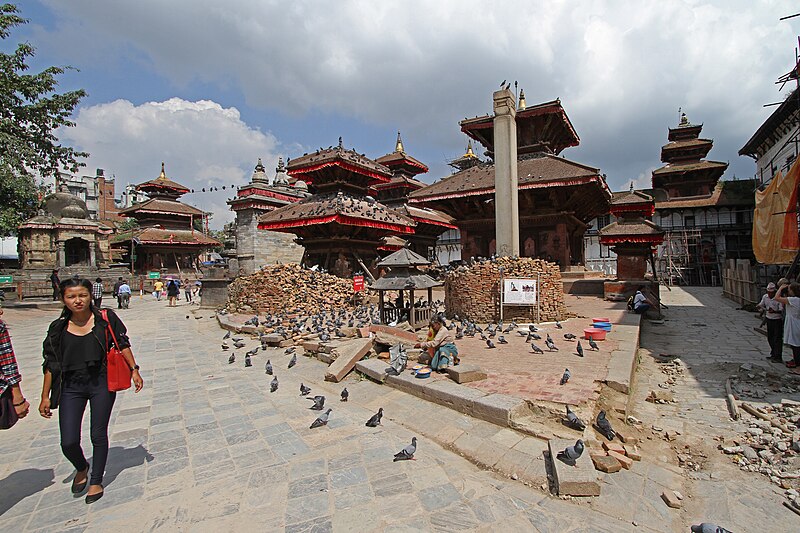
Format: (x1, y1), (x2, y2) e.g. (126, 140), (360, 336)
(92, 282), (103, 299)
(0, 320), (22, 396)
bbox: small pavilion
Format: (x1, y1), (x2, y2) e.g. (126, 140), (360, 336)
(372, 247), (441, 329)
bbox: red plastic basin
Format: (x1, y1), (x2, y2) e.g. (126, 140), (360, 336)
(592, 317), (610, 324)
(584, 328), (607, 341)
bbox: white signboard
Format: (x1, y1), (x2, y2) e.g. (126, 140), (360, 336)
(503, 278), (538, 305)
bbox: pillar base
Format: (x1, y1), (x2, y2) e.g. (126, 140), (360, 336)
(603, 280), (659, 302)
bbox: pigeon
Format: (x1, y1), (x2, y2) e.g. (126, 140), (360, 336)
(310, 408), (331, 429)
(340, 388), (349, 402)
(270, 375), (279, 393)
(564, 333), (576, 340)
(690, 524), (733, 533)
(588, 337), (599, 351)
(531, 343), (544, 354)
(519, 330), (529, 337)
(555, 321), (563, 329)
(232, 337), (243, 342)
(265, 359), (273, 375)
(285, 346), (296, 354)
(565, 405), (586, 431)
(365, 408), (383, 427)
(486, 339), (496, 349)
(308, 395), (325, 410)
(393, 437), (417, 461)
(556, 439), (584, 465)
(288, 354), (297, 368)
(223, 331), (231, 340)
(576, 341), (584, 358)
(531, 333), (541, 340)
(596, 410), (616, 440)
(244, 354), (252, 367)
(545, 339), (558, 351)
(498, 335), (508, 344)
(560, 368), (571, 385)
(300, 383), (311, 396)
(228, 353), (236, 364)
(546, 333), (553, 344)
(245, 348), (258, 357)
(221, 344), (230, 351)
(233, 341), (246, 349)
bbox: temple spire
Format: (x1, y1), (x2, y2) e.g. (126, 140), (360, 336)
(465, 140), (476, 158)
(518, 89), (527, 111)
(395, 131), (405, 154)
(159, 162), (166, 180)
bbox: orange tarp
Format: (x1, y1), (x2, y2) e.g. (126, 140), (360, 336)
(754, 159), (800, 264)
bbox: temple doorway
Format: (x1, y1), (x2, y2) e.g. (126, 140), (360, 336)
(65, 237), (90, 266)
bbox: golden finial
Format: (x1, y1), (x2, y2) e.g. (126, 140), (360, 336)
(159, 162), (166, 180)
(679, 112), (689, 126)
(518, 89), (527, 111)
(464, 140), (476, 158)
(395, 131), (405, 154)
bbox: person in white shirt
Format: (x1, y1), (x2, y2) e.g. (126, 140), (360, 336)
(774, 282), (800, 369)
(758, 282), (784, 362)
(632, 287), (655, 315)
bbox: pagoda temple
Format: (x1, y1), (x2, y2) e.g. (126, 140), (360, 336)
(373, 133), (457, 259)
(228, 158), (310, 274)
(258, 138), (416, 277)
(409, 96), (611, 268)
(599, 189), (664, 300)
(113, 163), (220, 275)
(653, 112), (728, 198)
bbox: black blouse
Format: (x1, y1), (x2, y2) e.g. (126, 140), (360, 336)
(61, 330), (105, 373)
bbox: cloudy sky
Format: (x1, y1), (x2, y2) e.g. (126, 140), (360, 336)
(9, 1), (800, 228)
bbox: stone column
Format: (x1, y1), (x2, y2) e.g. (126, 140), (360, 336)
(56, 241), (66, 268)
(493, 88), (519, 257)
(89, 240), (97, 267)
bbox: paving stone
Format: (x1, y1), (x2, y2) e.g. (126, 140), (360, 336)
(548, 438), (601, 496)
(354, 358), (389, 383)
(417, 483), (463, 511)
(445, 364), (487, 384)
(324, 338), (373, 382)
(592, 454), (622, 473)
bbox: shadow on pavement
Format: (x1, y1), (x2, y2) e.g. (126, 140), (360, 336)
(0, 468), (55, 514)
(101, 444), (154, 488)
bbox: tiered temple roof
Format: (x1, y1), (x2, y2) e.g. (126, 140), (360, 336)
(599, 190), (664, 246)
(228, 158), (309, 213)
(652, 113), (727, 195)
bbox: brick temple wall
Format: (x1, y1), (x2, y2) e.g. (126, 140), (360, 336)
(444, 257), (571, 323)
(234, 209), (304, 275)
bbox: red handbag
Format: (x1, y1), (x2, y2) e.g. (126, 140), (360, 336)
(101, 310), (132, 392)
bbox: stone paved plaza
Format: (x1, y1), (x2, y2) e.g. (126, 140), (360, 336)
(0, 288), (796, 531)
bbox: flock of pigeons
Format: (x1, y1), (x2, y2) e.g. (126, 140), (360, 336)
(220, 317), (417, 462)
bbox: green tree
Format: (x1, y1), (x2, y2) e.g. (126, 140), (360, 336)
(0, 3), (88, 236)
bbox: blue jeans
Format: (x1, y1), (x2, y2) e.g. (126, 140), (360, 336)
(59, 372), (116, 485)
(634, 303), (650, 314)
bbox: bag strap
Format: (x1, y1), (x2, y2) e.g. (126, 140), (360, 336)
(100, 309), (121, 349)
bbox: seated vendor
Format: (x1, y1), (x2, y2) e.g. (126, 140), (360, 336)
(415, 315), (459, 372)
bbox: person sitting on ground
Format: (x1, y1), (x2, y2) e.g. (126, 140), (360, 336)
(774, 281), (800, 369)
(757, 282), (784, 363)
(414, 315), (458, 372)
(632, 286), (656, 315)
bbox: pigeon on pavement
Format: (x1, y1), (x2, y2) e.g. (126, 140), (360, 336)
(270, 375), (279, 393)
(288, 354), (297, 368)
(560, 368), (571, 385)
(308, 395), (325, 410)
(555, 321), (563, 329)
(393, 437), (417, 461)
(531, 343), (544, 354)
(310, 409), (331, 429)
(365, 408), (383, 427)
(300, 383), (311, 396)
(596, 410), (616, 440)
(233, 341), (246, 349)
(486, 339), (496, 349)
(340, 388), (349, 402)
(222, 332), (230, 340)
(228, 353), (235, 364)
(556, 439), (584, 465)
(244, 354), (252, 367)
(222, 344), (230, 351)
(588, 337), (599, 351)
(564, 333), (576, 340)
(498, 335), (508, 344)
(265, 360), (273, 375)
(690, 524), (733, 533)
(546, 339), (558, 351)
(565, 405), (586, 431)
(576, 341), (584, 357)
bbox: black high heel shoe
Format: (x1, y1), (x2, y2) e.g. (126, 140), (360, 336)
(71, 466), (89, 494)
(85, 485), (104, 504)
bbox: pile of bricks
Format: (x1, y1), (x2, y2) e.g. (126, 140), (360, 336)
(444, 256), (571, 323)
(590, 437), (641, 473)
(226, 263), (356, 315)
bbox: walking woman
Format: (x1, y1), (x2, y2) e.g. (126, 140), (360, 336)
(38, 278), (144, 504)
(166, 279), (179, 307)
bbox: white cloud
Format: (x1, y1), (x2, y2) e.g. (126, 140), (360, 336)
(59, 98), (282, 228)
(37, 1), (800, 189)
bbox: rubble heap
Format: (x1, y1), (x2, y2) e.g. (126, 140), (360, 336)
(444, 257), (570, 322)
(226, 263), (356, 315)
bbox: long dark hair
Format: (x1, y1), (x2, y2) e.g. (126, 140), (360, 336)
(58, 278), (95, 317)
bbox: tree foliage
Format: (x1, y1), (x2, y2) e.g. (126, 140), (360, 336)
(0, 3), (88, 236)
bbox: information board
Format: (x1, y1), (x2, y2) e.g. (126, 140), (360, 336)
(353, 275), (365, 292)
(0, 275), (12, 283)
(503, 278), (537, 305)
(147, 272), (161, 279)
